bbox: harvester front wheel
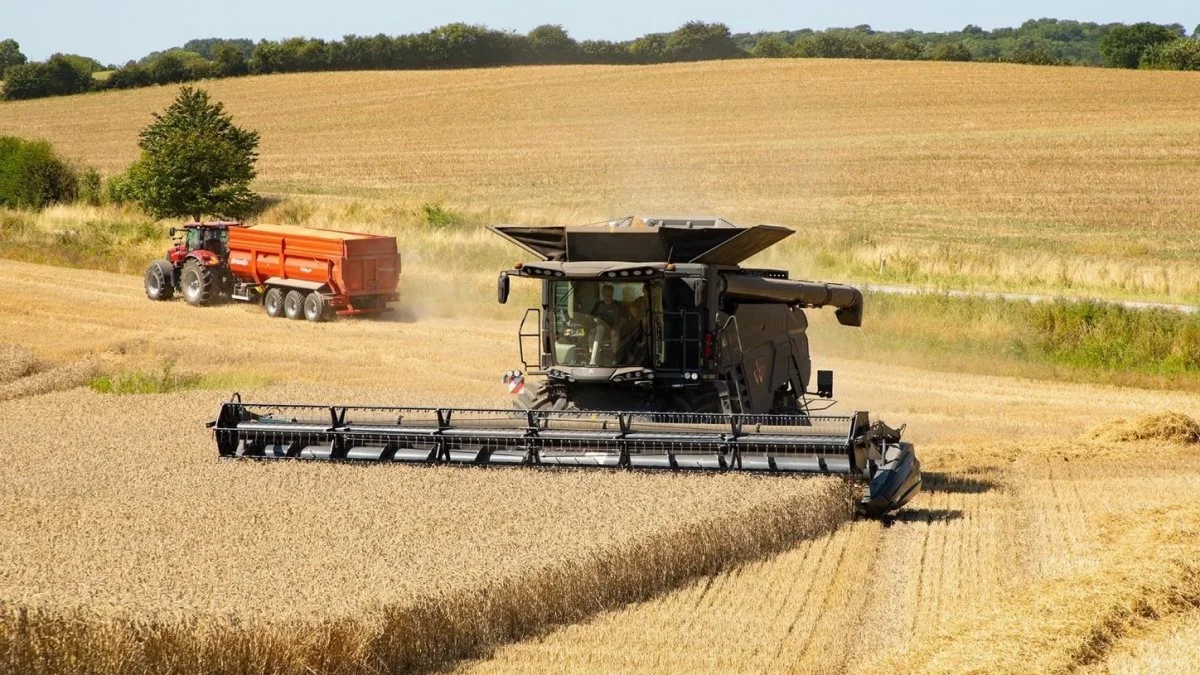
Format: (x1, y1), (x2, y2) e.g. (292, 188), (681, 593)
(263, 288), (285, 318)
(180, 260), (216, 306)
(514, 380), (573, 411)
(283, 290), (306, 320)
(143, 260), (175, 301)
(303, 293), (330, 322)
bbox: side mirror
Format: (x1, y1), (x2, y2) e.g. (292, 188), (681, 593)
(168, 227), (177, 237)
(692, 280), (706, 307)
(497, 273), (510, 304)
(816, 370), (834, 398)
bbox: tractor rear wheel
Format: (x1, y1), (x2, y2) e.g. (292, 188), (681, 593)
(283, 290), (306, 320)
(143, 260), (175, 301)
(263, 287), (285, 318)
(303, 293), (329, 322)
(180, 259), (216, 306)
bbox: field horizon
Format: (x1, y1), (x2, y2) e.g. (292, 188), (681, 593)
(2, 58), (1199, 305)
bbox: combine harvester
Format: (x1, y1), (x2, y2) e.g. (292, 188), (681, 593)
(210, 217), (920, 516)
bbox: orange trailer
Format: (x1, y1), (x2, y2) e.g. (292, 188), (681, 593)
(225, 224), (399, 321)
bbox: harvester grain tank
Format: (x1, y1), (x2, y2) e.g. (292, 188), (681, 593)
(210, 217), (920, 517)
(144, 222), (399, 321)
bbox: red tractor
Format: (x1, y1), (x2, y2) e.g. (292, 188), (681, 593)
(143, 222), (236, 306)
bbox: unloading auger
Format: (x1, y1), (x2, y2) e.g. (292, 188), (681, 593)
(210, 217), (921, 517)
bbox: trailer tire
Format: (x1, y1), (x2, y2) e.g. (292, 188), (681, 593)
(264, 287), (285, 318)
(303, 293), (329, 322)
(283, 290), (306, 320)
(144, 260), (175, 301)
(180, 259), (217, 306)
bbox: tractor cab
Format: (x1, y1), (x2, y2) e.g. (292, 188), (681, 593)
(169, 222), (236, 262)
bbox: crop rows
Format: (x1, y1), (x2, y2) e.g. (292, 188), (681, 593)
(0, 387), (851, 673)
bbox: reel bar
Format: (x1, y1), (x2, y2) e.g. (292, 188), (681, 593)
(212, 401), (870, 476)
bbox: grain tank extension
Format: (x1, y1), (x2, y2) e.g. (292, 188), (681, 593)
(210, 217), (920, 517)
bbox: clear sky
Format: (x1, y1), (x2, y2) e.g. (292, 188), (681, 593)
(7, 0), (1199, 65)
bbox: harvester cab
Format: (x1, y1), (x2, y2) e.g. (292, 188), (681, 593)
(210, 216), (921, 518)
(493, 216), (860, 416)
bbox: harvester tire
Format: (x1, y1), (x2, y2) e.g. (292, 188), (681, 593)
(283, 290), (306, 320)
(264, 288), (285, 318)
(144, 260), (175, 301)
(514, 381), (573, 411)
(180, 260), (216, 306)
(303, 293), (329, 322)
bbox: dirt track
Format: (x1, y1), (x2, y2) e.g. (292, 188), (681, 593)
(4, 257), (1200, 672)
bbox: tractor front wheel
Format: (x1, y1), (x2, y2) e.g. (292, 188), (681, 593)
(144, 260), (175, 301)
(263, 287), (285, 318)
(180, 259), (216, 306)
(283, 290), (306, 320)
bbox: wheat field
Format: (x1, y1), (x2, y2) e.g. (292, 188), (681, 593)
(4, 58), (1200, 672)
(2, 60), (1200, 301)
(2, 259), (1200, 671)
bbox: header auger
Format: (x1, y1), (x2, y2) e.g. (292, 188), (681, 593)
(210, 216), (920, 517)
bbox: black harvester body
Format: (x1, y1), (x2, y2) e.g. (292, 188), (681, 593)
(210, 216), (921, 517)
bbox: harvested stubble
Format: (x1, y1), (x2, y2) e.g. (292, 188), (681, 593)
(0, 387), (852, 673)
(0, 356), (98, 402)
(1085, 411), (1200, 445)
(0, 343), (38, 383)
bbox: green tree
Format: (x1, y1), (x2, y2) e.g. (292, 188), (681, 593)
(629, 33), (668, 63)
(127, 87), (260, 220)
(932, 42), (973, 61)
(750, 36), (790, 58)
(0, 39), (26, 76)
(212, 44), (248, 76)
(527, 25), (580, 64)
(664, 21), (742, 61)
(1099, 23), (1181, 68)
(890, 39), (925, 60)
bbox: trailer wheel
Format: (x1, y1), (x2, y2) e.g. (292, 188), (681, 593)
(303, 293), (329, 322)
(144, 260), (175, 301)
(283, 290), (306, 320)
(263, 287), (285, 318)
(180, 259), (216, 306)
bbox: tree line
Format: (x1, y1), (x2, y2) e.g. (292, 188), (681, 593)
(3, 19), (1200, 102)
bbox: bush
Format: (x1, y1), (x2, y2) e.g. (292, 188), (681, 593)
(1141, 38), (1200, 70)
(932, 42), (973, 61)
(750, 36), (790, 58)
(77, 167), (103, 206)
(421, 202), (460, 228)
(0, 137), (78, 209)
(103, 166), (144, 205)
(1, 54), (94, 100)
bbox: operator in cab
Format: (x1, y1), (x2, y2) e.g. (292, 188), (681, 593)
(586, 284), (629, 366)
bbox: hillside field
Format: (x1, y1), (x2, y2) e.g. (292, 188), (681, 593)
(1, 59), (1199, 302)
